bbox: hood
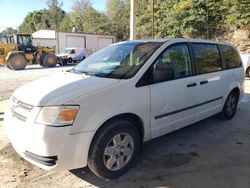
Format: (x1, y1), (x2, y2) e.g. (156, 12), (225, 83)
(13, 72), (119, 106)
(56, 53), (69, 57)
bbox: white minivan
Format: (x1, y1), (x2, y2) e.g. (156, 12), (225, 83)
(5, 39), (244, 179)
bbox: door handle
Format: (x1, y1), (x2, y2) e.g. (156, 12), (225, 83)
(187, 83), (197, 87)
(200, 80), (208, 85)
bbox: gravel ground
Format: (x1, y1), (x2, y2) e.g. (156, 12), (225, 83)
(0, 64), (73, 101)
(1, 66), (250, 188)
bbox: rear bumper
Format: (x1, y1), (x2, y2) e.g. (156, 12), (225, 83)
(4, 108), (95, 171)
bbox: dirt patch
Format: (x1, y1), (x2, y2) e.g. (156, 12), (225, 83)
(134, 152), (193, 170)
(0, 65), (72, 101)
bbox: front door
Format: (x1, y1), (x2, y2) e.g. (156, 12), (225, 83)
(150, 43), (198, 139)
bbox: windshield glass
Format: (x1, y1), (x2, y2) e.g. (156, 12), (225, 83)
(17, 35), (32, 46)
(73, 42), (163, 79)
(64, 49), (75, 54)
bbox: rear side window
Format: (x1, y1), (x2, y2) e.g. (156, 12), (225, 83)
(220, 45), (241, 68)
(192, 43), (222, 74)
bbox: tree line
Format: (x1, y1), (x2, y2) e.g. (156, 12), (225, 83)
(1, 0), (250, 41)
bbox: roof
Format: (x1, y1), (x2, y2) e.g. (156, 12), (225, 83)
(117, 38), (233, 46)
(32, 30), (56, 39)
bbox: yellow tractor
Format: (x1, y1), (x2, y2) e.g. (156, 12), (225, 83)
(0, 33), (57, 70)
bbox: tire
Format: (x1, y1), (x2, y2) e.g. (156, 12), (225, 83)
(6, 64), (12, 70)
(221, 90), (239, 120)
(88, 119), (140, 179)
(246, 67), (250, 78)
(8, 54), (27, 70)
(39, 53), (46, 67)
(42, 53), (57, 67)
(68, 57), (72, 64)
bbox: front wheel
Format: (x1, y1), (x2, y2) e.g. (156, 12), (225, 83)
(8, 54), (27, 70)
(88, 119), (140, 179)
(221, 91), (239, 120)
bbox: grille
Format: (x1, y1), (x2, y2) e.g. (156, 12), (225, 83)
(11, 97), (34, 122)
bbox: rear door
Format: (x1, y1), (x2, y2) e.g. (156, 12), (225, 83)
(191, 43), (226, 121)
(150, 43), (198, 139)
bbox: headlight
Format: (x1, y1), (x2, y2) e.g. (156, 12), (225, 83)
(35, 106), (79, 127)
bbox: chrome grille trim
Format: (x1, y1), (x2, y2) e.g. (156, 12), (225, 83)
(11, 97), (33, 122)
(13, 111), (27, 122)
(18, 101), (34, 112)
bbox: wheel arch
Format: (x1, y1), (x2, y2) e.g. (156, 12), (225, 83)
(90, 113), (145, 148)
(6, 51), (25, 62)
(230, 87), (240, 99)
(227, 81), (243, 101)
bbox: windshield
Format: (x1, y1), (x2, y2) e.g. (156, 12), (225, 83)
(64, 49), (75, 54)
(17, 35), (32, 46)
(73, 42), (163, 79)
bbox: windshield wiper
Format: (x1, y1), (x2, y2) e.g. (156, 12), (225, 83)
(67, 68), (97, 76)
(79, 71), (97, 76)
(67, 68), (80, 74)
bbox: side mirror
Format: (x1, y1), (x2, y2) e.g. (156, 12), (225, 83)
(152, 67), (174, 83)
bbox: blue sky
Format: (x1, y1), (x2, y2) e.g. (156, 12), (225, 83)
(0, 0), (107, 31)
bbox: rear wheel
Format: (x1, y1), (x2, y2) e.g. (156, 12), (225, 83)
(88, 119), (140, 179)
(41, 53), (57, 67)
(6, 64), (12, 70)
(246, 67), (250, 78)
(8, 54), (27, 70)
(221, 91), (239, 120)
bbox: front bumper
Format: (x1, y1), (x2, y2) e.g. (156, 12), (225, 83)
(4, 106), (94, 171)
(24, 151), (58, 166)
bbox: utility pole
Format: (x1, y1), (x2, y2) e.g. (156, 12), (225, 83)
(206, 0), (209, 39)
(130, 0), (136, 40)
(152, 0), (155, 39)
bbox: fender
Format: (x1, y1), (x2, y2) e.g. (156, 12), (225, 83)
(227, 81), (244, 100)
(6, 51), (25, 62)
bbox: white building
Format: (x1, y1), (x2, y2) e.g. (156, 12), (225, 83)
(32, 30), (116, 56)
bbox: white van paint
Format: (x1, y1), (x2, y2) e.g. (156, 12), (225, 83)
(5, 38), (244, 175)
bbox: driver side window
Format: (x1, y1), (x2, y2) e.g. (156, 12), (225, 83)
(152, 44), (192, 82)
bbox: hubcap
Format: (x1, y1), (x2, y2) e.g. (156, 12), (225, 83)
(103, 133), (134, 171)
(15, 57), (23, 66)
(226, 94), (237, 116)
(47, 56), (55, 64)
